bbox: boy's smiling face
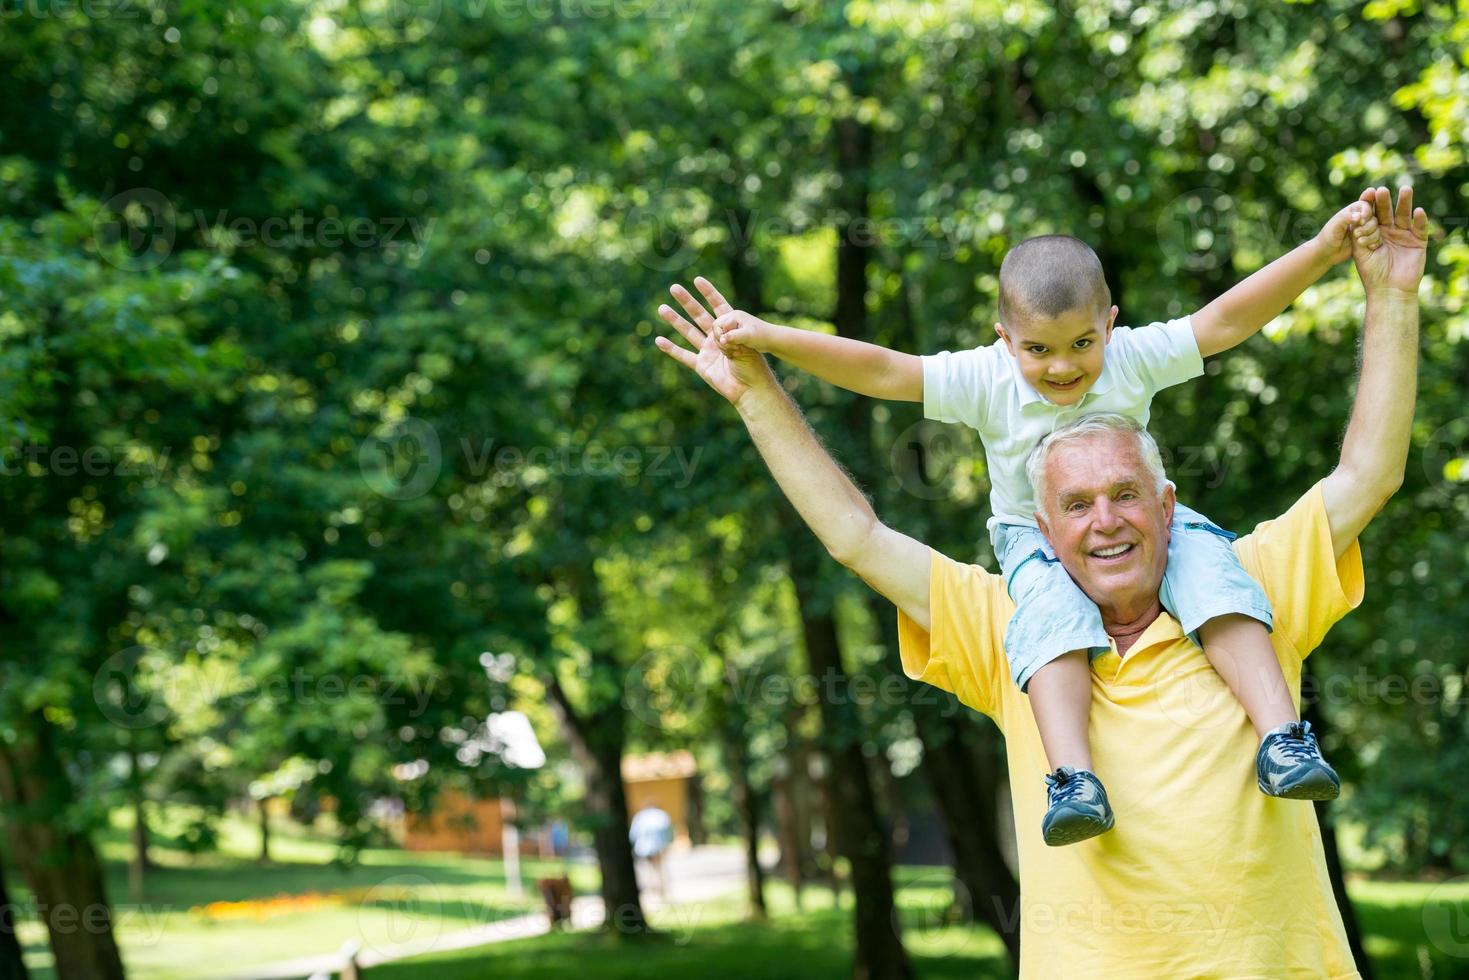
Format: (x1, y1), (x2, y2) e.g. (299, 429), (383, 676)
(996, 304), (1119, 406)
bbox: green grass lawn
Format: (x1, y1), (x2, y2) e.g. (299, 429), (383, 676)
(13, 807), (597, 980)
(366, 873), (1469, 980)
(9, 810), (1469, 980)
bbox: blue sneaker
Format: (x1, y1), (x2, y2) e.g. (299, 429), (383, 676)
(1256, 721), (1340, 801)
(1041, 767), (1115, 846)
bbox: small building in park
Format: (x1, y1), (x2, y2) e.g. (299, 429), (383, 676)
(400, 745), (702, 855)
(621, 750), (701, 851)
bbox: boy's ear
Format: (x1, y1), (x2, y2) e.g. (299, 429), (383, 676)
(995, 322), (1013, 349)
(1103, 305), (1119, 341)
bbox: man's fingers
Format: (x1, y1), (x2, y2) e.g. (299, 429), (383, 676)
(654, 335), (698, 370)
(658, 303), (707, 347)
(669, 282), (716, 331)
(693, 276), (735, 317)
(1372, 186), (1393, 227)
(1394, 186), (1414, 229)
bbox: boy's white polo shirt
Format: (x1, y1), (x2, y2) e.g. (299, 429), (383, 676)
(920, 317), (1203, 531)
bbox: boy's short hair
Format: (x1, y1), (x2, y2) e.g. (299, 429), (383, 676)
(997, 235), (1111, 326)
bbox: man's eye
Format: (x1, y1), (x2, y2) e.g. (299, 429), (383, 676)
(1067, 501), (1087, 512)
(1074, 339), (1092, 350)
(1118, 491), (1136, 501)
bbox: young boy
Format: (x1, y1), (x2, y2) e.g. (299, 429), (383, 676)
(659, 197), (1374, 846)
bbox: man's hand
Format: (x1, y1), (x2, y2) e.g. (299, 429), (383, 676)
(655, 278), (775, 406)
(1314, 199), (1375, 265)
(1351, 185), (1429, 295)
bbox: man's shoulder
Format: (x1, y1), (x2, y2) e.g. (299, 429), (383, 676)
(1229, 481), (1365, 657)
(898, 547), (1014, 721)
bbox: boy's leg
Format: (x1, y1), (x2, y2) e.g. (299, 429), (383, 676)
(1165, 505), (1339, 800)
(1025, 650), (1094, 771)
(1196, 613), (1296, 739)
(996, 525), (1114, 845)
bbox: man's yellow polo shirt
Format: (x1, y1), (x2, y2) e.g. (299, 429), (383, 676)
(898, 482), (1365, 979)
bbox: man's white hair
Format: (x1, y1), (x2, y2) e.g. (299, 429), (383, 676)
(1025, 413), (1169, 514)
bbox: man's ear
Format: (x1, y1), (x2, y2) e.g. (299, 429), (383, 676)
(1161, 481), (1176, 526)
(1034, 510), (1053, 547)
(1103, 305), (1119, 342)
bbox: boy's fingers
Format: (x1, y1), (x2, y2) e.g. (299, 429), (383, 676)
(658, 303), (707, 347)
(669, 283), (715, 332)
(693, 276), (735, 317)
(655, 336), (698, 370)
(1394, 187), (1413, 228)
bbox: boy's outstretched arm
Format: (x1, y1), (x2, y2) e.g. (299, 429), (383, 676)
(1190, 198), (1374, 358)
(657, 277), (922, 402)
(653, 278), (933, 628)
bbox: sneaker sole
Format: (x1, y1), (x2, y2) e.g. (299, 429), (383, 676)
(1043, 815), (1114, 847)
(1257, 776), (1341, 801)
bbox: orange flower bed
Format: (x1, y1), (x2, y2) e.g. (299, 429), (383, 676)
(191, 887), (417, 923)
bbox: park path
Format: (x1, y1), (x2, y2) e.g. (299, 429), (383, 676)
(226, 844), (755, 980)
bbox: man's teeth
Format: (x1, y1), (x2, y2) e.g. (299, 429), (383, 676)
(1092, 544), (1132, 557)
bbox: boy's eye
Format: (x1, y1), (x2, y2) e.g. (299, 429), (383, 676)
(1074, 339), (1092, 350)
(1028, 346), (1048, 355)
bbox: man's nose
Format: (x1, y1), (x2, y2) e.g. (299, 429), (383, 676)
(1092, 498), (1123, 532)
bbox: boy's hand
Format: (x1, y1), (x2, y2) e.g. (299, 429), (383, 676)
(655, 278), (775, 406)
(709, 310), (774, 356)
(1314, 198), (1375, 265)
(1350, 186), (1429, 296)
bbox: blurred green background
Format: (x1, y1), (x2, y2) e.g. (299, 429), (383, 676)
(0, 0), (1466, 977)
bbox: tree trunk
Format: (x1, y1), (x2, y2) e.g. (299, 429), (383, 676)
(1302, 671), (1375, 979)
(786, 536), (913, 980)
(127, 743), (148, 902)
(0, 714), (126, 980)
(913, 707), (1022, 969)
(257, 796), (271, 865)
(870, 597), (1022, 970)
(0, 862), (30, 980)
(544, 670), (648, 936)
(719, 662), (768, 919)
(771, 766), (805, 911)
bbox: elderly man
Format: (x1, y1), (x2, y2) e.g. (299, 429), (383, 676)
(653, 186), (1425, 977)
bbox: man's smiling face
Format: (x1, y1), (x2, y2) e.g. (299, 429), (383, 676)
(997, 305), (1116, 406)
(1035, 429), (1174, 615)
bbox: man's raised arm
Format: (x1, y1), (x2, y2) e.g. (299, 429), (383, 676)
(1321, 186), (1429, 559)
(654, 277), (933, 629)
